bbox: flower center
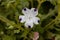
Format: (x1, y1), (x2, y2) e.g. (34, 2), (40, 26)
(29, 17), (31, 19)
(29, 17), (32, 20)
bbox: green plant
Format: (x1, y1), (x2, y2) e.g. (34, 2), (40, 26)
(0, 0), (60, 40)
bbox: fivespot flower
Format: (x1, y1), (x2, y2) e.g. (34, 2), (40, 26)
(19, 8), (40, 28)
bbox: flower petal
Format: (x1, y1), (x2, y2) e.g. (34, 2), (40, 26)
(25, 20), (34, 28)
(22, 8), (30, 15)
(19, 15), (26, 23)
(32, 17), (40, 24)
(31, 8), (38, 16)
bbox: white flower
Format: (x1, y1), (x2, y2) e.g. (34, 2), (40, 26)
(19, 8), (40, 28)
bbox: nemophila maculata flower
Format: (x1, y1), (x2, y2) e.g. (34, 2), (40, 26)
(19, 8), (40, 28)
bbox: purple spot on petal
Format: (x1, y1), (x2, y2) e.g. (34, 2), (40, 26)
(38, 20), (40, 23)
(24, 8), (26, 11)
(34, 8), (37, 11)
(28, 25), (31, 28)
(19, 18), (22, 21)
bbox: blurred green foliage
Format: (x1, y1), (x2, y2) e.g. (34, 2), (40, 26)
(0, 0), (60, 40)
